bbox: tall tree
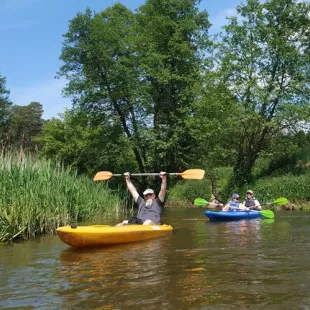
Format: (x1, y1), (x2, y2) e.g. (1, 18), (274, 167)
(136, 0), (211, 171)
(58, 4), (147, 173)
(0, 73), (12, 147)
(218, 0), (310, 186)
(9, 102), (44, 151)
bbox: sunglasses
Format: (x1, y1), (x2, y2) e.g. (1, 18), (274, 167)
(144, 193), (153, 197)
(233, 197), (239, 200)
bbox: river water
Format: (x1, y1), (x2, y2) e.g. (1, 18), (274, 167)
(1, 208), (310, 309)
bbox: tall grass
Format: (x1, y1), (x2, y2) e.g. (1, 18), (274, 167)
(0, 152), (123, 242)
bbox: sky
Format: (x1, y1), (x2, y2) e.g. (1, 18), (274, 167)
(0, 0), (242, 119)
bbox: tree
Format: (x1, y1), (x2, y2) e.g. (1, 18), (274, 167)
(0, 73), (12, 147)
(58, 4), (147, 173)
(58, 1), (212, 175)
(218, 0), (310, 187)
(9, 102), (44, 151)
(136, 0), (211, 171)
(37, 109), (137, 176)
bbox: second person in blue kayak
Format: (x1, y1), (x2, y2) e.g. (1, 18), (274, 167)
(222, 193), (249, 211)
(116, 171), (167, 226)
(243, 190), (261, 210)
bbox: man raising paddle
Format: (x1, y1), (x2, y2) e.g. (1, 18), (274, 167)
(116, 171), (167, 226)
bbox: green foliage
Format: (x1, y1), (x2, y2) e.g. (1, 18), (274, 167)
(0, 72), (12, 143)
(253, 132), (310, 178)
(8, 102), (44, 151)
(168, 167), (233, 203)
(136, 0), (212, 171)
(218, 0), (310, 187)
(57, 1), (212, 174)
(187, 78), (240, 168)
(36, 109), (137, 177)
(0, 152), (123, 242)
(252, 173), (310, 203)
(168, 179), (211, 203)
(58, 4), (148, 173)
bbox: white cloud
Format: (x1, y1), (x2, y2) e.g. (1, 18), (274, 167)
(9, 78), (72, 120)
(210, 8), (237, 32)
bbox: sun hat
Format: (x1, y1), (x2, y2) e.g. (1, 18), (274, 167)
(143, 188), (155, 196)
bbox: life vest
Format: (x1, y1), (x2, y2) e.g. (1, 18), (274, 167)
(229, 201), (240, 210)
(244, 198), (256, 208)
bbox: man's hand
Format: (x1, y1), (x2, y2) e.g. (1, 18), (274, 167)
(124, 172), (131, 180)
(159, 171), (167, 179)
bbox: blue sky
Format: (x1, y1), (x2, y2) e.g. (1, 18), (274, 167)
(0, 0), (242, 119)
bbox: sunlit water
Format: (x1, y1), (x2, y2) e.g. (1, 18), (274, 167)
(1, 208), (310, 309)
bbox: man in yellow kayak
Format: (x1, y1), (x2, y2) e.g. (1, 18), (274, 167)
(116, 171), (167, 226)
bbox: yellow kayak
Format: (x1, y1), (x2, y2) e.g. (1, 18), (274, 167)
(56, 224), (173, 248)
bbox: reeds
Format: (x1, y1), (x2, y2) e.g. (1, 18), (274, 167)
(0, 152), (123, 242)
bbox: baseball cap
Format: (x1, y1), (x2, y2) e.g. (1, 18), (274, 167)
(247, 190), (254, 194)
(232, 193), (239, 199)
(143, 189), (155, 196)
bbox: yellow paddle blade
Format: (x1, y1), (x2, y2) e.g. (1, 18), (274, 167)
(179, 169), (205, 180)
(93, 171), (113, 181)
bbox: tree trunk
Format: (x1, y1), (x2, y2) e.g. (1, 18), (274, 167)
(232, 142), (258, 187)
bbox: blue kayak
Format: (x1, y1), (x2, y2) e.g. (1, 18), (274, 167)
(205, 210), (262, 222)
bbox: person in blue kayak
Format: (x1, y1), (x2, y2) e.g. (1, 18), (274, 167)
(222, 193), (249, 211)
(243, 190), (261, 210)
(116, 171), (167, 226)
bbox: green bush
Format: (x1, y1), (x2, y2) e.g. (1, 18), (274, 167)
(253, 174), (310, 203)
(168, 179), (211, 203)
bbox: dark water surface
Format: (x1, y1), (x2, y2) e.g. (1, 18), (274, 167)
(1, 208), (310, 309)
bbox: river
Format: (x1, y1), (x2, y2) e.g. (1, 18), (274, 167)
(1, 208), (310, 309)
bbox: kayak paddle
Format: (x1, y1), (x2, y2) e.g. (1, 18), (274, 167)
(264, 197), (288, 206)
(94, 169), (205, 181)
(194, 198), (213, 206)
(259, 210), (274, 219)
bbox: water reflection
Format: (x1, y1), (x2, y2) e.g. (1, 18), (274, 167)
(1, 210), (310, 309)
(57, 237), (173, 309)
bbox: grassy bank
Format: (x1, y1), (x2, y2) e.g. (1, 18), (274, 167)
(0, 153), (123, 243)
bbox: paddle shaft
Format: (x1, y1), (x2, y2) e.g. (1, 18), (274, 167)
(112, 173), (179, 177)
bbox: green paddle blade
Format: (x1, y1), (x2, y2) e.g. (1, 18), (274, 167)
(194, 198), (209, 206)
(273, 197), (288, 205)
(259, 210), (275, 219)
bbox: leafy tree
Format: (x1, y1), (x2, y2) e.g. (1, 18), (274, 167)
(58, 1), (212, 175)
(37, 109), (137, 176)
(136, 0), (212, 172)
(9, 102), (44, 151)
(0, 73), (12, 147)
(58, 4), (147, 173)
(218, 0), (310, 187)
